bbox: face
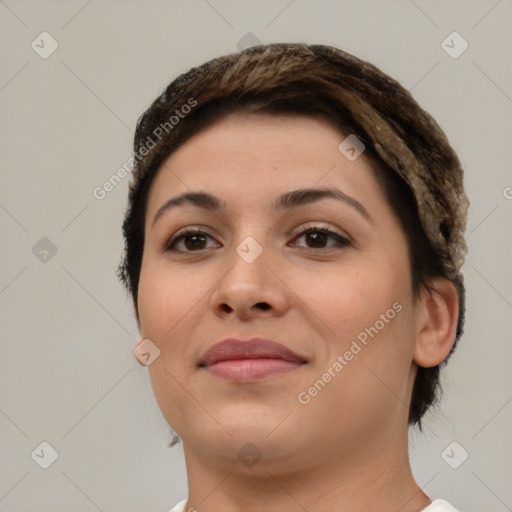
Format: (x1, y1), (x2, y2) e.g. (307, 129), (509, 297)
(137, 113), (420, 473)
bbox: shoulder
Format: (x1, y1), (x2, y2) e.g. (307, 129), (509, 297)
(168, 498), (188, 512)
(422, 499), (461, 512)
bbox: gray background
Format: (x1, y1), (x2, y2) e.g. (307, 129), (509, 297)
(1, 1), (511, 511)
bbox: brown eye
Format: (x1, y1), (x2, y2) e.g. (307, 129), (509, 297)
(165, 226), (350, 254)
(291, 227), (350, 251)
(166, 229), (219, 252)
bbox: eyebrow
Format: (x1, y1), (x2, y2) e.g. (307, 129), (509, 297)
(151, 187), (373, 227)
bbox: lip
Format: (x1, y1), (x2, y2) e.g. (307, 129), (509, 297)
(199, 337), (307, 382)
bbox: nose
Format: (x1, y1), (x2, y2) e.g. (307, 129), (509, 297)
(210, 239), (289, 321)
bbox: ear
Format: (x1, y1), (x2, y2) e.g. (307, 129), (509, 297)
(413, 276), (459, 368)
(134, 304), (146, 367)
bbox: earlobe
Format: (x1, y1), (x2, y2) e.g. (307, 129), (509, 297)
(134, 303), (147, 366)
(413, 277), (459, 368)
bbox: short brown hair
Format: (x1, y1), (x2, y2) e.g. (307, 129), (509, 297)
(118, 43), (469, 428)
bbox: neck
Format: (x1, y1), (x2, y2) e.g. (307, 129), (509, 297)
(181, 428), (431, 512)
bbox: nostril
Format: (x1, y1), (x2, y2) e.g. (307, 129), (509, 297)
(256, 302), (270, 310)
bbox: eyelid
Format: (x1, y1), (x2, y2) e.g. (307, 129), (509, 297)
(165, 226), (218, 249)
(164, 222), (352, 253)
(290, 221), (351, 243)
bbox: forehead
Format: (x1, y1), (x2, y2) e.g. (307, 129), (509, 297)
(145, 112), (385, 214)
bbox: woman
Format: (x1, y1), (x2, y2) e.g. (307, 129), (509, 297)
(118, 43), (469, 512)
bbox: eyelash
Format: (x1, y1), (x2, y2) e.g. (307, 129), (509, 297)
(165, 225), (351, 253)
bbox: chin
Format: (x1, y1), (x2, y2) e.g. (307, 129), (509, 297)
(219, 401), (292, 430)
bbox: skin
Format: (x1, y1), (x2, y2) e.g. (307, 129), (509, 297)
(136, 113), (459, 512)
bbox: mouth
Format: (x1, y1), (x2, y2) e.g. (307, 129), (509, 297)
(198, 337), (307, 382)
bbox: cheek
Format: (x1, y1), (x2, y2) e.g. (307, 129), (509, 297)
(137, 261), (212, 429)
(295, 257), (414, 399)
(137, 260), (209, 341)
(293, 257), (407, 347)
